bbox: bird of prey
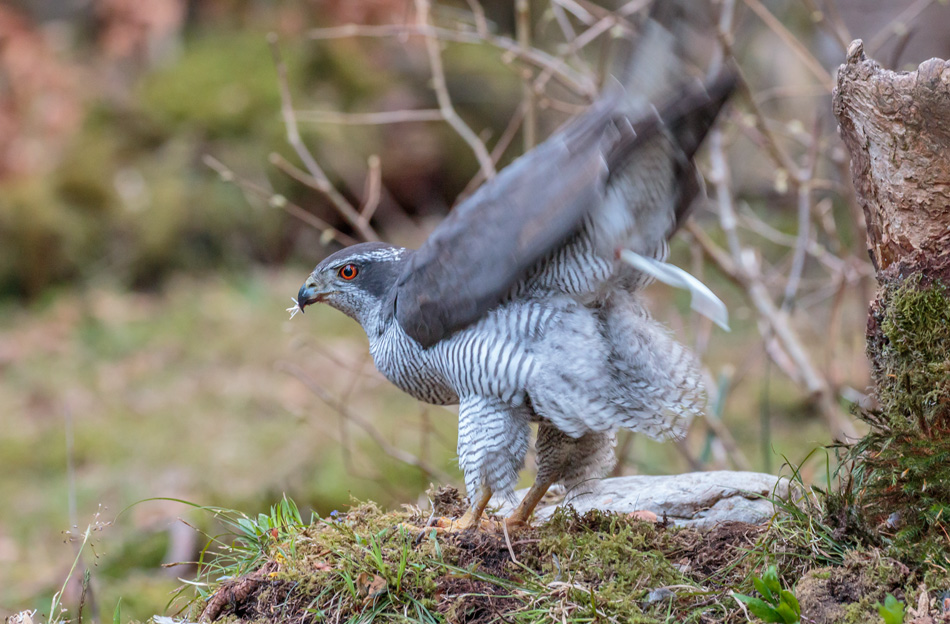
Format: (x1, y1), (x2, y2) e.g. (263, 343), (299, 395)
(294, 12), (735, 531)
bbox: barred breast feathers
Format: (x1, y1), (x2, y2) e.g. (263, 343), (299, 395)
(369, 298), (562, 406)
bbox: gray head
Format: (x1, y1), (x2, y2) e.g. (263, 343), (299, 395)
(297, 242), (411, 335)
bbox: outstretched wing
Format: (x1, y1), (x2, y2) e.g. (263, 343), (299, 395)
(393, 89), (620, 348)
(514, 69), (736, 303)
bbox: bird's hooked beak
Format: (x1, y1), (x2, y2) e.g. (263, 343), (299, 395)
(296, 276), (326, 313)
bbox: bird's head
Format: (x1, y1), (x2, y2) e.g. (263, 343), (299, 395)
(296, 242), (410, 333)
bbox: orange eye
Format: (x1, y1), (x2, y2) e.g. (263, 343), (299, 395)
(338, 264), (358, 280)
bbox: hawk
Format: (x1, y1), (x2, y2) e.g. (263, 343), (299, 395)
(294, 13), (735, 530)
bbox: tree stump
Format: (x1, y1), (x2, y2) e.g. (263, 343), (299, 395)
(833, 40), (950, 559)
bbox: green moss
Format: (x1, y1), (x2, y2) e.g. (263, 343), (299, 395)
(536, 509), (684, 621)
(852, 275), (950, 564)
(876, 276), (950, 433)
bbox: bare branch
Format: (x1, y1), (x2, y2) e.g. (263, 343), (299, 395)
(359, 155), (382, 226)
(731, 69), (801, 182)
(549, 2), (584, 66)
(741, 0), (834, 89)
(867, 0), (940, 57)
(203, 155), (358, 247)
(306, 23), (597, 98)
(267, 34), (379, 242)
(458, 100), (526, 202)
(806, 0), (853, 51)
(294, 108), (445, 125)
(782, 178), (812, 309)
(415, 0), (496, 180)
(783, 118), (823, 309)
(551, 0), (597, 25)
(516, 0), (536, 151)
(700, 371), (753, 471)
(737, 205), (871, 278)
(564, 0), (645, 24)
(532, 1), (644, 97)
(464, 0), (489, 38)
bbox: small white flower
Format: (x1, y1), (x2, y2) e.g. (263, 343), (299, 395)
(286, 297), (301, 320)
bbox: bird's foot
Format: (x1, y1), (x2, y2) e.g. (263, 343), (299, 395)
(402, 514), (495, 536)
(502, 515), (529, 532)
(427, 515), (528, 534)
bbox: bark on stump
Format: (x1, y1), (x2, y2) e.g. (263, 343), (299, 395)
(833, 40), (950, 558)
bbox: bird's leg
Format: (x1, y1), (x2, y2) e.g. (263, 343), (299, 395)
(504, 472), (559, 529)
(406, 485), (495, 535)
(453, 485), (494, 531)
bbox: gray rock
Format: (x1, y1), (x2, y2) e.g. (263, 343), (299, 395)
(493, 471), (787, 528)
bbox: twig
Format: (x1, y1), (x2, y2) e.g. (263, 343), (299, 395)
(812, 196), (840, 252)
(752, 83), (831, 106)
(782, 117), (823, 309)
(267, 34), (379, 242)
(549, 2), (585, 67)
(415, 0), (496, 180)
(553, 0), (595, 24)
(825, 273), (849, 388)
(516, 0), (536, 151)
(288, 335), (385, 378)
(696, 364), (753, 471)
(709, 0), (737, 80)
(741, 0), (833, 89)
(457, 97), (526, 202)
(737, 204), (868, 278)
(464, 0), (489, 38)
(359, 155), (382, 226)
(269, 152), (323, 190)
(338, 351), (374, 477)
(203, 155), (358, 247)
(867, 0), (940, 57)
(536, 96), (589, 115)
(294, 108), (445, 125)
(532, 1), (644, 97)
(502, 519), (520, 565)
(278, 361), (454, 483)
(566, 0), (644, 24)
(306, 23), (597, 98)
(732, 70), (801, 182)
(799, 0), (851, 51)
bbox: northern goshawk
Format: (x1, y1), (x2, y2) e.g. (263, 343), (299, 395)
(294, 12), (735, 530)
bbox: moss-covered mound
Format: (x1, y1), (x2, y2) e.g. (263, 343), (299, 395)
(182, 488), (937, 624)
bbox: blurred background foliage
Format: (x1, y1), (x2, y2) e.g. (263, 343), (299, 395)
(2, 0), (950, 622)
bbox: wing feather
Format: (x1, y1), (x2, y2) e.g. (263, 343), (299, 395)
(394, 89), (621, 347)
(514, 70), (736, 302)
